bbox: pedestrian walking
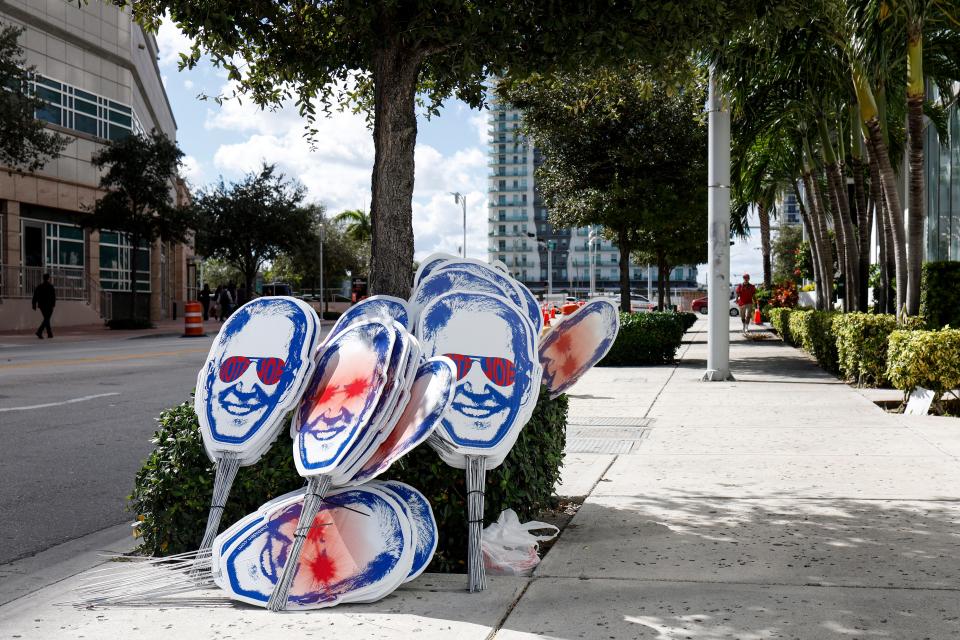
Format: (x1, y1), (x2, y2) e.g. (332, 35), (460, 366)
(735, 273), (757, 334)
(218, 283), (234, 321)
(199, 283), (212, 321)
(32, 273), (56, 339)
(226, 282), (238, 318)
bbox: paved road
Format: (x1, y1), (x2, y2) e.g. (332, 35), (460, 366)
(0, 333), (214, 564)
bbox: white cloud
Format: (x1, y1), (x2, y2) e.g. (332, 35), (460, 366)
(203, 82), (488, 258)
(469, 111), (489, 147)
(156, 17), (192, 69)
(180, 154), (203, 186)
(184, 79), (194, 90)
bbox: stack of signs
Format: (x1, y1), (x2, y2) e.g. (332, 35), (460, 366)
(258, 296), (456, 611)
(411, 256), (544, 591)
(213, 481), (437, 608)
(194, 297), (321, 555)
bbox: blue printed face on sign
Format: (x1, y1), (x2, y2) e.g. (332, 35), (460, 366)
(199, 298), (313, 447)
(418, 292), (536, 451)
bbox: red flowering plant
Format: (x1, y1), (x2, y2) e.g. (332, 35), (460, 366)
(768, 280), (799, 308)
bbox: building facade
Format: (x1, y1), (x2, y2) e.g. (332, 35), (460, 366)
(0, 0), (195, 331)
(925, 87), (959, 262)
(487, 99), (698, 297)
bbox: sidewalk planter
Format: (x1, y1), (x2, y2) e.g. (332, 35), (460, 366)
(920, 262), (960, 330)
(597, 311), (685, 366)
(887, 329), (960, 396)
(130, 391), (568, 573)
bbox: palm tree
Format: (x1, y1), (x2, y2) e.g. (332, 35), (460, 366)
(334, 208), (372, 245)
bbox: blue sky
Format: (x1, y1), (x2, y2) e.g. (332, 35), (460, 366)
(156, 21), (761, 284)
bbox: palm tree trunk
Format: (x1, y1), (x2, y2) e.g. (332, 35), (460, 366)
(864, 123), (907, 314)
(369, 43), (420, 298)
(905, 24), (925, 315)
(851, 155), (871, 311)
(818, 118), (859, 311)
(801, 170), (833, 310)
(796, 188), (824, 309)
(758, 202), (772, 289)
(617, 227), (631, 313)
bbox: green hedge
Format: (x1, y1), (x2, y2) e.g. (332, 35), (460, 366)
(768, 307), (793, 343)
(920, 262), (960, 330)
(833, 313), (901, 386)
(677, 311), (698, 333)
(597, 311), (685, 366)
(887, 329), (960, 395)
(130, 389), (568, 573)
(785, 309), (839, 374)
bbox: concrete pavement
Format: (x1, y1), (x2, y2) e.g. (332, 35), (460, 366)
(2, 316), (959, 639)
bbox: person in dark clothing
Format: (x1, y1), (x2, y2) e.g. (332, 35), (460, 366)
(218, 283), (234, 321)
(226, 282), (238, 318)
(199, 283), (212, 320)
(32, 273), (56, 339)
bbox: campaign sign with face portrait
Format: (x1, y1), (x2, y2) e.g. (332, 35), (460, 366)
(413, 252), (459, 288)
(409, 268), (513, 327)
(195, 297), (320, 463)
(349, 357), (457, 485)
(213, 485), (414, 609)
(539, 299), (620, 398)
(327, 295), (411, 340)
(416, 291), (538, 456)
(378, 481), (438, 582)
(293, 320), (394, 476)
(432, 258), (527, 315)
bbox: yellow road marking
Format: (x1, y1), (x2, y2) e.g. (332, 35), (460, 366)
(0, 347), (209, 370)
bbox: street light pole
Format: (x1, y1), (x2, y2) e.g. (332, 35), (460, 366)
(451, 192), (467, 258)
(588, 228), (599, 297)
(703, 66), (733, 381)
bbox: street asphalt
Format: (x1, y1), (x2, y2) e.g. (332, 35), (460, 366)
(0, 332), (214, 564)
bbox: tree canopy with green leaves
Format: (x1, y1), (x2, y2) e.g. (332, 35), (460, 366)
(111, 0), (772, 299)
(84, 131), (192, 321)
(0, 23), (68, 172)
(499, 64), (708, 312)
(193, 164), (314, 294)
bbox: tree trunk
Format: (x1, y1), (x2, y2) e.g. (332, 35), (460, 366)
(617, 227), (631, 313)
(656, 251), (667, 311)
(369, 43), (420, 299)
(851, 155), (871, 311)
(865, 120), (907, 313)
(797, 188), (823, 308)
(819, 118), (859, 311)
(867, 146), (888, 312)
(664, 265), (672, 310)
(803, 170), (834, 310)
(758, 202), (772, 289)
(905, 26), (925, 315)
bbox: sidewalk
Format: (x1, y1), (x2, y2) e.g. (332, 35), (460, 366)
(0, 318), (190, 343)
(2, 316), (958, 638)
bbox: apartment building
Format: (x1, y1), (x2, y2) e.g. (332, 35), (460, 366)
(0, 0), (195, 331)
(487, 99), (697, 296)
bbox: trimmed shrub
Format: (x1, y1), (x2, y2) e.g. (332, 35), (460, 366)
(887, 329), (960, 395)
(768, 307), (793, 343)
(920, 261), (960, 330)
(597, 312), (684, 366)
(833, 313), (899, 386)
(130, 390), (567, 573)
(787, 310), (839, 373)
(677, 311), (698, 333)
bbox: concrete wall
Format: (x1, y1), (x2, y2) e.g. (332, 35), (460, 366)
(0, 298), (100, 331)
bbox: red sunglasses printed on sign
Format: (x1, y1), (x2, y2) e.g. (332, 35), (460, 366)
(218, 356), (286, 385)
(443, 353), (515, 386)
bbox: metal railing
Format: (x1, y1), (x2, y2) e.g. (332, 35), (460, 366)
(0, 264), (111, 319)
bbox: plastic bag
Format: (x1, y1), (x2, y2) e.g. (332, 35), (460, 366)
(482, 508), (559, 577)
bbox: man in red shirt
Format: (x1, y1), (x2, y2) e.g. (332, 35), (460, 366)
(735, 274), (757, 334)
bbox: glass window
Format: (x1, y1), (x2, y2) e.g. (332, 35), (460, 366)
(99, 232), (151, 291)
(31, 74), (139, 141)
(44, 222), (85, 268)
(75, 113), (97, 136)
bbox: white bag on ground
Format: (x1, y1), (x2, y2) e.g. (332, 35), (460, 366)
(482, 509), (559, 576)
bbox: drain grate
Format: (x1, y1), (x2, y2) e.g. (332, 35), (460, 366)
(567, 416), (651, 428)
(565, 427), (650, 454)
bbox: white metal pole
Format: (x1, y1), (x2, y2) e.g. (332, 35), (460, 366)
(646, 263), (652, 302)
(703, 67), (733, 381)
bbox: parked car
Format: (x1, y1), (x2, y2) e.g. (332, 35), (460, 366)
(630, 294), (656, 313)
(692, 295), (740, 316)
